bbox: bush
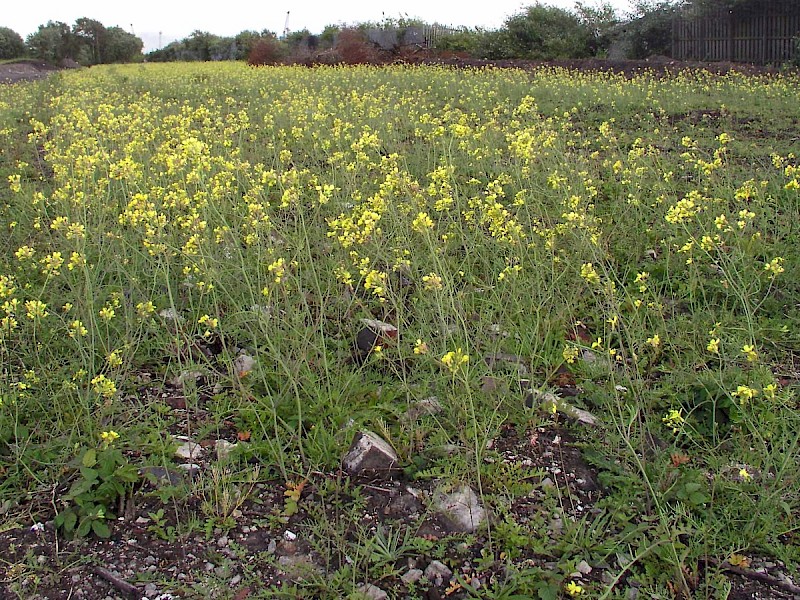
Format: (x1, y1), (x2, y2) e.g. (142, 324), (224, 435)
(503, 5), (593, 59)
(0, 26), (26, 59)
(334, 29), (377, 64)
(247, 37), (286, 66)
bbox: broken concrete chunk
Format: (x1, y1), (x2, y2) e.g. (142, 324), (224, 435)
(433, 485), (486, 533)
(342, 431), (399, 478)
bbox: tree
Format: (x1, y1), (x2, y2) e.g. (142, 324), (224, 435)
(27, 21), (80, 62)
(575, 2), (619, 54)
(0, 27), (26, 59)
(503, 4), (593, 59)
(103, 27), (143, 63)
(73, 17), (106, 64)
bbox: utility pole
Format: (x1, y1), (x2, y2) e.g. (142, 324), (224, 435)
(283, 11), (290, 39)
(159, 31), (162, 48)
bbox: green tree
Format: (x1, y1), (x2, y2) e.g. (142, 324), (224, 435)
(27, 21), (80, 62)
(575, 2), (619, 54)
(503, 4), (593, 59)
(0, 27), (26, 59)
(103, 27), (143, 63)
(73, 17), (106, 64)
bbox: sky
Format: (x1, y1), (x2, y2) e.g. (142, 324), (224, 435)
(6, 0), (636, 53)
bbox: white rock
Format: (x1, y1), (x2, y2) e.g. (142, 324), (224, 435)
(424, 560), (453, 586)
(433, 485), (486, 533)
(342, 431), (398, 478)
(283, 530), (297, 541)
(174, 440), (203, 460)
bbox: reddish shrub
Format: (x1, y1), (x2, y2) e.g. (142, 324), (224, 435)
(334, 29), (377, 65)
(248, 38), (285, 66)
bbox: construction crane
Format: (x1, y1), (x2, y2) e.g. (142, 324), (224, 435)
(283, 11), (290, 39)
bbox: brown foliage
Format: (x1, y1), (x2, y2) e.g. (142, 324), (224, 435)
(334, 29), (377, 65)
(247, 38), (284, 66)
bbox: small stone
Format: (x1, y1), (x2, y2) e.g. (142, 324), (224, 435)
(176, 463), (201, 476)
(170, 370), (203, 386)
(217, 535), (229, 548)
(405, 397), (443, 421)
(401, 568), (424, 584)
(216, 439), (238, 460)
(174, 440), (203, 460)
(283, 530), (297, 541)
(230, 574), (242, 586)
(576, 560), (592, 575)
(159, 308), (182, 322)
(540, 477), (555, 489)
(135, 516), (150, 525)
(358, 583), (389, 600)
(424, 560), (453, 586)
(342, 431), (399, 478)
(433, 485), (486, 533)
(234, 353), (256, 377)
(144, 555), (157, 566)
(144, 583), (158, 596)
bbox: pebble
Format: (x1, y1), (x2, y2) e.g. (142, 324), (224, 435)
(230, 575), (242, 586)
(424, 560), (453, 586)
(401, 568), (423, 584)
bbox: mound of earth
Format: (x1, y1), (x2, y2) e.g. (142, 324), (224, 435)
(0, 60), (60, 84)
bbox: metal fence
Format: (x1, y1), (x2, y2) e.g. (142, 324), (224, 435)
(672, 2), (800, 64)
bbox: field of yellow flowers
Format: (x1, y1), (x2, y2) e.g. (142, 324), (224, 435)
(0, 63), (798, 598)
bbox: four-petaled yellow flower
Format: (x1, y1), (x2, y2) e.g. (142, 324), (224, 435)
(707, 338), (720, 354)
(565, 581), (584, 596)
(741, 344), (758, 362)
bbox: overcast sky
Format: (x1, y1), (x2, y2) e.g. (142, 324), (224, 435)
(6, 0), (636, 53)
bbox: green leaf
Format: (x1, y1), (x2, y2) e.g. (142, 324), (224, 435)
(76, 518), (92, 537)
(82, 448), (97, 468)
(92, 520), (111, 538)
(64, 510), (77, 531)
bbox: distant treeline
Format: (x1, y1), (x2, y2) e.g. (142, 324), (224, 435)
(0, 19), (143, 64)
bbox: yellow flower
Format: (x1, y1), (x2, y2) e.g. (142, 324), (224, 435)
(68, 320), (88, 339)
(565, 581), (584, 596)
(422, 272), (443, 291)
(100, 430), (120, 447)
(733, 385), (757, 404)
(662, 409), (684, 434)
(741, 344), (758, 362)
(646, 334), (661, 348)
(136, 301), (155, 318)
(99, 306), (115, 322)
(580, 263), (601, 285)
(91, 374), (117, 399)
(739, 468), (752, 481)
(106, 350), (123, 368)
(707, 338), (720, 354)
(25, 300), (48, 321)
(562, 345), (579, 364)
(412, 211), (434, 232)
(764, 257), (784, 276)
(441, 348), (469, 373)
(413, 339), (429, 355)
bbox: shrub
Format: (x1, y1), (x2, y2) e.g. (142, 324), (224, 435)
(503, 5), (593, 59)
(247, 37), (285, 66)
(0, 26), (26, 59)
(334, 29), (377, 65)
